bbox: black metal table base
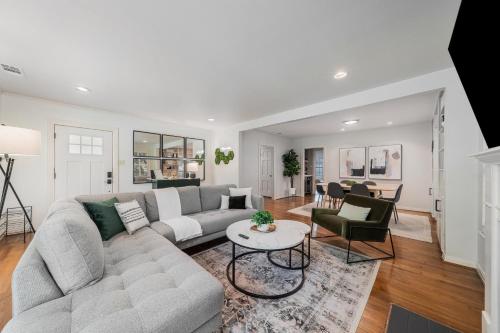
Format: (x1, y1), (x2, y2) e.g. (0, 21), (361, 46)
(267, 232), (311, 270)
(226, 239), (308, 299)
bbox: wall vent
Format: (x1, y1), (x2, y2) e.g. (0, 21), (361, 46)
(1, 64), (23, 76)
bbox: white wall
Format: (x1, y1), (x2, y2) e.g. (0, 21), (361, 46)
(293, 122), (433, 211)
(234, 68), (481, 267)
(0, 92), (214, 227)
(239, 130), (293, 199)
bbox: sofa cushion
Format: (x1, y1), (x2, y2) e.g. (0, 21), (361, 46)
(83, 197), (125, 240)
(144, 187), (202, 221)
(188, 208), (257, 235)
(35, 200), (104, 295)
(199, 184), (236, 211)
(3, 227), (224, 333)
(75, 192), (147, 216)
(177, 186), (202, 214)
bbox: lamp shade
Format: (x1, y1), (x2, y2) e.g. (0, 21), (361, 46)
(187, 162), (199, 172)
(0, 125), (41, 156)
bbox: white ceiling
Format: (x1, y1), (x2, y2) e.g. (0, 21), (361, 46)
(258, 90), (439, 138)
(0, 1), (459, 128)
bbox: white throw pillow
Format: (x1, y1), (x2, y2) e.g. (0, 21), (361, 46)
(229, 187), (253, 209)
(220, 195), (230, 210)
(338, 202), (371, 221)
(114, 200), (150, 234)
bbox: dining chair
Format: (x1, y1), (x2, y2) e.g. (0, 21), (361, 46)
(381, 184), (403, 223)
(350, 183), (371, 197)
(316, 184), (326, 207)
(327, 182), (345, 208)
(363, 180), (379, 198)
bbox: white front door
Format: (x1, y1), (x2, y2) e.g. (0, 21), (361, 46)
(260, 145), (274, 197)
(54, 125), (114, 199)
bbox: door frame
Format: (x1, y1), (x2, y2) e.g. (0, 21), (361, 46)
(301, 146), (326, 197)
(48, 119), (119, 202)
(258, 144), (275, 199)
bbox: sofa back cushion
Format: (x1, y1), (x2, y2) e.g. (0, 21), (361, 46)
(35, 199), (104, 295)
(144, 186), (202, 221)
(75, 192), (147, 214)
(199, 184), (236, 211)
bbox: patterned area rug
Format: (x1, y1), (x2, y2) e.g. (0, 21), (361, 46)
(288, 203), (432, 243)
(192, 240), (380, 333)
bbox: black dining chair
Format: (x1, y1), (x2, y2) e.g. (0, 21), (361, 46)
(381, 184), (403, 223)
(350, 183), (371, 197)
(363, 181), (379, 198)
(327, 182), (345, 208)
(316, 184), (326, 207)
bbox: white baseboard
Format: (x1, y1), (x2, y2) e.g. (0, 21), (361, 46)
(482, 311), (491, 333)
(397, 205), (431, 213)
(443, 254), (477, 268)
(477, 266), (486, 284)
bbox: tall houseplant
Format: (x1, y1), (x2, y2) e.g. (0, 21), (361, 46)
(282, 149), (300, 196)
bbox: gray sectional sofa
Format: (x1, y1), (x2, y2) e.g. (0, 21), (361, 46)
(3, 184), (264, 333)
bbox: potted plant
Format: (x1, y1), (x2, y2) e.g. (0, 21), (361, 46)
(251, 210), (274, 232)
(282, 149), (301, 196)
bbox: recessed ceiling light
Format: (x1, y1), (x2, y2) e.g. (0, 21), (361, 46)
(343, 119), (359, 125)
(340, 128), (346, 132)
(387, 121), (393, 125)
(334, 71), (348, 80)
(76, 86), (90, 93)
(208, 118), (215, 122)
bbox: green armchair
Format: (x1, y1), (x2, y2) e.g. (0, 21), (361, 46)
(311, 194), (395, 264)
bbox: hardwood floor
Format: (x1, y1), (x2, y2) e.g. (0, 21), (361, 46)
(264, 196), (484, 333)
(0, 196), (484, 332)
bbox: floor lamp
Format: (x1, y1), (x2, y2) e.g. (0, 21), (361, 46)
(0, 124), (41, 235)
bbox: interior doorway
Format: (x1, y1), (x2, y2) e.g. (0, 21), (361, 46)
(304, 148), (324, 197)
(259, 145), (274, 198)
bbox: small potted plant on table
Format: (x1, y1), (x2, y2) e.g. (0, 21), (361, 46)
(251, 210), (275, 232)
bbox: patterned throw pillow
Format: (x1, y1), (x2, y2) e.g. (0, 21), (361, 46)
(114, 200), (150, 234)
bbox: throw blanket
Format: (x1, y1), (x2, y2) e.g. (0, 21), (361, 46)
(153, 188), (202, 242)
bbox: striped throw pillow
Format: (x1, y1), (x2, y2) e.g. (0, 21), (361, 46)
(114, 200), (150, 234)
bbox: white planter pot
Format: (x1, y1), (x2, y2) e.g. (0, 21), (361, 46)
(257, 224), (270, 232)
(289, 187), (296, 196)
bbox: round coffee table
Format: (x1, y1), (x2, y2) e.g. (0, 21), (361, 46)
(226, 219), (311, 299)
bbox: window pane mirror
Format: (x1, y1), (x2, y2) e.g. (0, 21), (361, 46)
(133, 159), (160, 183)
(186, 160), (204, 180)
(162, 159), (184, 179)
(186, 138), (205, 159)
(133, 132), (161, 157)
(162, 135), (184, 158)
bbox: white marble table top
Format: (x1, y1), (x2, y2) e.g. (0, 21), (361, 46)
(226, 219), (311, 251)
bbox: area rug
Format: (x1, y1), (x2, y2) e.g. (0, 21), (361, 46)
(192, 240), (380, 333)
(389, 213), (432, 243)
(287, 202), (327, 217)
(288, 203), (432, 243)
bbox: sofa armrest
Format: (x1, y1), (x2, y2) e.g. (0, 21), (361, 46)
(311, 208), (340, 221)
(251, 194), (264, 211)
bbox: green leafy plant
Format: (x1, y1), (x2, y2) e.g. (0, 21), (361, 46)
(215, 148), (234, 165)
(194, 153), (205, 165)
(251, 210), (274, 226)
(343, 180), (358, 186)
(282, 149), (301, 188)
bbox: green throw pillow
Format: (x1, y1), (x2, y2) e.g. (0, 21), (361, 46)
(83, 197), (125, 241)
(338, 202), (371, 221)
